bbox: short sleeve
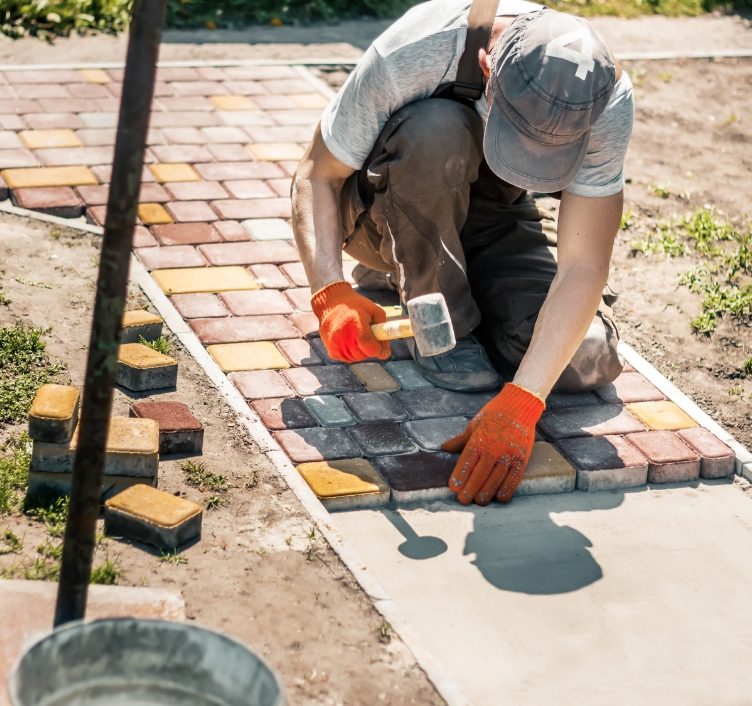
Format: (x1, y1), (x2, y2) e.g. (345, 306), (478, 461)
(565, 73), (634, 198)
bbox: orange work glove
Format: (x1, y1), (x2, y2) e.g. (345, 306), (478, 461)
(311, 281), (390, 363)
(441, 383), (545, 505)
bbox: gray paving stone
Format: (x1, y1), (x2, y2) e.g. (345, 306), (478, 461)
(341, 391), (409, 424)
(372, 452), (458, 502)
(393, 388), (495, 420)
(273, 427), (362, 463)
(402, 417), (469, 451)
(537, 404), (646, 441)
(304, 395), (356, 427)
(384, 360), (434, 390)
(545, 391), (600, 409)
(348, 423), (418, 457)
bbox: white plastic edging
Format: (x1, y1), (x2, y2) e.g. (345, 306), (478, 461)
(292, 64), (339, 101)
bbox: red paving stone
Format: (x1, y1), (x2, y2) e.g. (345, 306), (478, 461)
(216, 112), (273, 128)
(594, 372), (666, 405)
(224, 66), (298, 80)
(68, 84), (110, 99)
(133, 226), (157, 249)
(284, 288), (312, 312)
(218, 289), (294, 316)
(251, 397), (317, 431)
(86, 205), (109, 226)
(228, 369), (294, 399)
(277, 161), (300, 177)
(221, 179), (276, 200)
(250, 95), (298, 111)
(537, 404), (647, 440)
(39, 99), (99, 113)
(139, 183), (170, 203)
(223, 81), (267, 95)
(211, 197), (292, 220)
(214, 220), (250, 242)
(35, 146), (114, 167)
(151, 145), (213, 163)
(281, 365), (364, 397)
(197, 67), (229, 81)
(158, 97), (215, 112)
(135, 245), (208, 270)
(11, 186), (83, 217)
(129, 400), (203, 454)
(624, 430), (701, 484)
(14, 84), (69, 99)
(201, 127), (249, 143)
(189, 315), (300, 345)
(165, 201), (219, 223)
(675, 427), (736, 479)
(279, 262), (309, 287)
(275, 339), (323, 367)
(162, 127), (208, 145)
(151, 223), (221, 246)
(170, 293), (228, 319)
(245, 126), (314, 143)
(273, 428), (362, 463)
(25, 114), (83, 129)
(156, 68), (200, 82)
(92, 164), (155, 183)
(206, 144), (254, 162)
(0, 100), (42, 114)
(198, 240), (299, 266)
(76, 184), (109, 205)
(268, 178), (293, 197)
(150, 112), (221, 128)
(5, 70), (85, 84)
(194, 161), (284, 181)
(261, 79), (315, 95)
(0, 149), (38, 168)
(163, 181), (228, 201)
(0, 116), (27, 130)
(288, 312), (319, 338)
(267, 110), (324, 126)
(172, 81), (229, 96)
(248, 263), (292, 289)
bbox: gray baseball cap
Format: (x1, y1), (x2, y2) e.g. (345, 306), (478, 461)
(485, 9), (616, 193)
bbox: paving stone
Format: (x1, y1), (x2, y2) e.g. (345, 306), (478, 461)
(284, 288), (312, 312)
(222, 81), (267, 95)
(120, 310), (163, 344)
(150, 145), (213, 164)
(93, 164), (155, 183)
(11, 186), (83, 217)
(273, 427), (362, 463)
(248, 263), (290, 288)
(275, 338), (322, 367)
(278, 262), (308, 287)
(624, 430), (701, 484)
(80, 68), (110, 84)
(35, 145), (117, 168)
(130, 400), (204, 455)
(555, 435), (650, 492)
(622, 361), (636, 372)
(229, 369), (294, 399)
(0, 99), (41, 114)
(515, 442), (577, 497)
(75, 128), (117, 146)
(138, 183), (170, 202)
(25, 113), (83, 129)
(0, 115), (27, 130)
(246, 142), (306, 161)
(289, 93), (329, 110)
(207, 144), (255, 162)
(288, 312), (319, 339)
(207, 341), (291, 373)
(85, 205), (112, 226)
(152, 266), (259, 294)
(194, 161), (284, 181)
(0, 174), (7, 201)
(18, 128), (82, 149)
(393, 388), (495, 420)
(198, 240), (299, 266)
(340, 391), (409, 424)
(14, 84), (70, 99)
(79, 112), (118, 129)
(170, 293), (228, 319)
(222, 179), (275, 199)
(402, 416), (469, 451)
(250, 94), (297, 111)
(251, 397), (317, 430)
(0, 149), (38, 168)
(152, 222), (221, 246)
(304, 395), (356, 427)
(0, 131), (22, 149)
(242, 218), (294, 241)
(219, 289), (294, 316)
(210, 95), (256, 111)
(137, 202), (173, 226)
(211, 197), (292, 220)
(676, 427), (736, 479)
(155, 67), (200, 81)
(39, 98), (101, 113)
(161, 126), (208, 144)
(217, 110), (273, 127)
(190, 315), (300, 345)
(133, 226), (157, 249)
(594, 372), (667, 405)
(163, 181), (228, 201)
(201, 126), (249, 143)
(224, 66), (298, 80)
(268, 109), (324, 126)
(348, 422), (418, 456)
(281, 365), (364, 397)
(4, 70), (84, 84)
(149, 163), (200, 183)
(262, 79), (314, 95)
(373, 452), (457, 502)
(267, 178), (293, 197)
(245, 126), (313, 143)
(308, 337), (341, 365)
(626, 401), (699, 431)
(173, 81), (229, 97)
(297, 458), (390, 510)
(104, 484), (202, 551)
(136, 245), (207, 270)
(164, 201), (218, 223)
(28, 384), (80, 443)
(1, 165), (97, 188)
(383, 360), (434, 390)
(215, 220), (250, 242)
(537, 403), (646, 441)
(150, 111), (221, 128)
(117, 343), (178, 391)
(545, 391), (601, 409)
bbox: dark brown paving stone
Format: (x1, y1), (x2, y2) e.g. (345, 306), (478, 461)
(341, 392), (409, 424)
(402, 417), (469, 451)
(251, 397), (318, 431)
(281, 365), (364, 397)
(537, 404), (646, 441)
(273, 427), (361, 463)
(676, 427), (736, 479)
(151, 222), (222, 246)
(129, 400), (203, 455)
(393, 388), (496, 421)
(372, 451), (459, 493)
(593, 372), (667, 405)
(12, 186), (82, 217)
(189, 315), (300, 345)
(623, 430), (701, 484)
(348, 423), (418, 456)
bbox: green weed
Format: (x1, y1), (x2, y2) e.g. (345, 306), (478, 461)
(24, 493), (69, 538)
(744, 358), (752, 376)
(205, 494), (226, 510)
(658, 71), (673, 83)
(180, 460), (229, 492)
(139, 335), (173, 356)
(648, 181), (672, 199)
(90, 553), (122, 585)
(0, 433), (31, 515)
(14, 277), (51, 289)
(0, 527), (22, 554)
(0, 288), (10, 306)
(620, 207), (635, 230)
(159, 549), (188, 565)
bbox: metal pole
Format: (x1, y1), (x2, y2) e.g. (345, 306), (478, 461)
(54, 0), (167, 627)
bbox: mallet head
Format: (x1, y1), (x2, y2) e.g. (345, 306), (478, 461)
(406, 293), (456, 357)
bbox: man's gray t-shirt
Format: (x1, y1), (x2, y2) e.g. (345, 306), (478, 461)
(321, 0), (633, 198)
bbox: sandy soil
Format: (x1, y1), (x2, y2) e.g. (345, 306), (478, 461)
(0, 215), (441, 706)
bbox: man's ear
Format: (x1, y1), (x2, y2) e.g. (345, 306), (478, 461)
(478, 47), (492, 79)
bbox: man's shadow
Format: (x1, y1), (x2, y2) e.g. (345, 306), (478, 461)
(381, 489), (629, 595)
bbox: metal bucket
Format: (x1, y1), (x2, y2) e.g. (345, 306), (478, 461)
(8, 618), (285, 706)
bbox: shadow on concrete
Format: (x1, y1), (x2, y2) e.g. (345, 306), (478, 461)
(381, 508), (448, 560)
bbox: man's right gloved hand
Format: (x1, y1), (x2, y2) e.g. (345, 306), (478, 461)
(311, 281), (391, 363)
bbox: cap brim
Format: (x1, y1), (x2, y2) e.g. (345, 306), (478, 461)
(484, 92), (590, 193)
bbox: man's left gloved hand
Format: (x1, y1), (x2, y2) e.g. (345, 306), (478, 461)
(441, 383), (545, 505)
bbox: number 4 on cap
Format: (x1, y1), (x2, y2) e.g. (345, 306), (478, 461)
(545, 29), (595, 80)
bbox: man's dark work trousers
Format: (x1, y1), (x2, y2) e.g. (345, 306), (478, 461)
(339, 98), (623, 392)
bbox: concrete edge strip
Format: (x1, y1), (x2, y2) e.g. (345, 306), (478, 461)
(292, 64), (339, 101)
(0, 201), (104, 235)
(618, 340), (752, 479)
(128, 255), (472, 706)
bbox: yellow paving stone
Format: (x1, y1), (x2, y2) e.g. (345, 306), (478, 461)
(117, 343), (178, 391)
(297, 458), (390, 510)
(246, 142), (306, 162)
(28, 384), (80, 444)
(1, 166), (97, 189)
(516, 442), (577, 496)
(288, 93), (329, 109)
(152, 266), (259, 294)
(80, 68), (111, 84)
(148, 163), (200, 183)
(210, 95), (256, 111)
(138, 202), (173, 225)
(19, 129), (83, 150)
(349, 362), (400, 392)
(626, 400), (699, 431)
(207, 341), (290, 373)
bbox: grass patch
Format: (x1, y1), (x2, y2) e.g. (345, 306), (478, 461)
(0, 432), (32, 515)
(180, 460), (230, 492)
(0, 527), (23, 554)
(159, 548), (188, 565)
(0, 288), (10, 306)
(0, 322), (65, 425)
(139, 335), (173, 356)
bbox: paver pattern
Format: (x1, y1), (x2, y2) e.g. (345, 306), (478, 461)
(4, 64), (736, 507)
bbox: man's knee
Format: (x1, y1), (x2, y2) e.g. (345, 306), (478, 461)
(553, 314), (623, 393)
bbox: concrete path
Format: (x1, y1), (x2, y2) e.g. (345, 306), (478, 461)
(336, 479), (752, 705)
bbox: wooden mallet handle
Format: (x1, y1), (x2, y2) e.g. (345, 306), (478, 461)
(371, 319), (414, 341)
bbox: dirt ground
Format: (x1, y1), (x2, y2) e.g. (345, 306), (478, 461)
(0, 215), (441, 706)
